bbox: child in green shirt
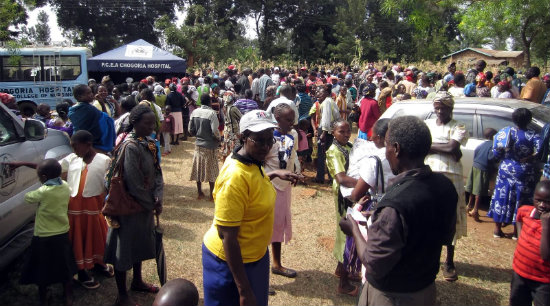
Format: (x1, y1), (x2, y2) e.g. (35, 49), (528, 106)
(20, 159), (77, 306)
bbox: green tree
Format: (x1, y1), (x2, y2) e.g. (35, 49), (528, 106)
(0, 0), (35, 41)
(379, 0), (461, 61)
(156, 5), (231, 67)
(460, 0), (550, 67)
(37, 0), (183, 54)
(21, 10), (50, 45)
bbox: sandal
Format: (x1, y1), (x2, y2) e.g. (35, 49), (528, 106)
(130, 283), (160, 293)
(101, 265), (115, 278)
(337, 285), (359, 297)
(78, 277), (100, 290)
(271, 267), (297, 278)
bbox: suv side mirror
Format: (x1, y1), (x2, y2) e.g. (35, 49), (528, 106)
(24, 119), (47, 141)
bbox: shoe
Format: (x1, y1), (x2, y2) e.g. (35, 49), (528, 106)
(78, 277), (100, 290)
(337, 285), (359, 297)
(268, 287), (276, 295)
(442, 264), (458, 282)
(271, 267), (297, 278)
(512, 235), (518, 241)
(493, 231), (504, 238)
(93, 264), (114, 278)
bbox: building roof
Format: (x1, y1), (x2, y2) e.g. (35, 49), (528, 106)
(442, 48), (523, 60)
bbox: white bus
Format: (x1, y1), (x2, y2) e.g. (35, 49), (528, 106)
(0, 46), (91, 108)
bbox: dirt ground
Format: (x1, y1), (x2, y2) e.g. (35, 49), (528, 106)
(0, 138), (518, 306)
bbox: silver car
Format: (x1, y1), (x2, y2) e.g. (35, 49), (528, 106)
(0, 102), (72, 270)
(380, 98), (550, 180)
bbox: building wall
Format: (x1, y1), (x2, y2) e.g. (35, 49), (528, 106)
(445, 50), (524, 69)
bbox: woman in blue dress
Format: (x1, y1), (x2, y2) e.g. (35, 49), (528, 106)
(488, 108), (541, 238)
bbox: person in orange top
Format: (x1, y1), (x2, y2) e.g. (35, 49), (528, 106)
(521, 67), (547, 103)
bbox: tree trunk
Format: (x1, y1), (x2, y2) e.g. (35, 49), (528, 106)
(520, 17), (533, 68)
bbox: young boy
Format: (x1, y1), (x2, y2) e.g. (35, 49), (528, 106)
(466, 127), (498, 221)
(161, 105), (175, 156)
(20, 159), (77, 306)
(510, 180), (550, 306)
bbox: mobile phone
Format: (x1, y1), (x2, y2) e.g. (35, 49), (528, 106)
(533, 210), (542, 220)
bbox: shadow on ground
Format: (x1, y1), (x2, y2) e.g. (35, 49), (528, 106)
(437, 279), (503, 305)
(270, 269), (358, 305)
(455, 261), (513, 283)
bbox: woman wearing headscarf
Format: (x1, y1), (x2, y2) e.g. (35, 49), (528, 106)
(475, 72), (491, 98)
(496, 80), (513, 99)
(424, 91), (468, 282)
(357, 83), (381, 140)
(104, 105), (164, 306)
(488, 108), (541, 239)
(221, 91), (242, 162)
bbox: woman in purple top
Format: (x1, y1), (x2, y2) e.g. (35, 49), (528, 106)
(234, 89), (259, 115)
(47, 101), (74, 136)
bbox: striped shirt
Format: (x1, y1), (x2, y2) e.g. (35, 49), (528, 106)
(513, 205), (550, 283)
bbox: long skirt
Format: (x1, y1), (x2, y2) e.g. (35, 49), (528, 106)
(20, 233), (78, 286)
(172, 111), (184, 134)
(442, 172), (467, 242)
(271, 186), (292, 244)
(488, 160), (537, 225)
(190, 146), (219, 183)
(104, 210), (156, 272)
(202, 244), (269, 306)
(68, 193), (108, 270)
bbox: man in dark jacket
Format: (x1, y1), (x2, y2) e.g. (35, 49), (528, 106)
(340, 115), (457, 306)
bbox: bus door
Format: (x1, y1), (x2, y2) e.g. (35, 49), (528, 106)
(35, 50), (63, 105)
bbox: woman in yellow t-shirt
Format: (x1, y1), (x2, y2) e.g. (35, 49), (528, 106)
(202, 110), (301, 306)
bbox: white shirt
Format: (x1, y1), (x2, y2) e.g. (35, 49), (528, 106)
(448, 86), (465, 98)
(266, 97), (299, 125)
(61, 153), (111, 197)
(424, 118), (468, 176)
(490, 86), (499, 98)
(358, 147), (395, 194)
(319, 97), (340, 133)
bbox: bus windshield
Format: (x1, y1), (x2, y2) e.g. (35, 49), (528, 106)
(0, 47), (90, 108)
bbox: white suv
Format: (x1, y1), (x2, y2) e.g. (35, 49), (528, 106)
(0, 102), (72, 270)
(380, 97), (550, 180)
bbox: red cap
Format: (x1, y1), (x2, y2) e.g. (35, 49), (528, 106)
(228, 65), (235, 70)
(300, 67), (307, 70)
(140, 79), (148, 84)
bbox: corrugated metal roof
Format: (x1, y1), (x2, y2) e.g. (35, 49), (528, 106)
(442, 48), (523, 59)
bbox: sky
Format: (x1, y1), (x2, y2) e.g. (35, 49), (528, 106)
(26, 4), (258, 44)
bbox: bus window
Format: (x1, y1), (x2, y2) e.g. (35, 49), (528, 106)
(59, 55), (81, 80)
(0, 56), (39, 82)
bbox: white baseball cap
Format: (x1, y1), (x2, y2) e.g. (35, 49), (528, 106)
(239, 110), (277, 134)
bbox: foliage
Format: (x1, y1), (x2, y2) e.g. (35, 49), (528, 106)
(460, 0), (550, 67)
(0, 0), (35, 41)
(36, 0), (183, 54)
(19, 10), (50, 45)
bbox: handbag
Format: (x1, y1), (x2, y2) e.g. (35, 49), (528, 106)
(363, 155), (385, 212)
(102, 140), (144, 216)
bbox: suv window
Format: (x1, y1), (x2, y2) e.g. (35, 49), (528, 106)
(426, 112), (475, 137)
(0, 111), (17, 145)
(480, 115), (514, 134)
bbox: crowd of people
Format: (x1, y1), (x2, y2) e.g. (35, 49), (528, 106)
(2, 60), (550, 306)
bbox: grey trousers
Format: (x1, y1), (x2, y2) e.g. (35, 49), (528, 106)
(358, 281), (436, 306)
